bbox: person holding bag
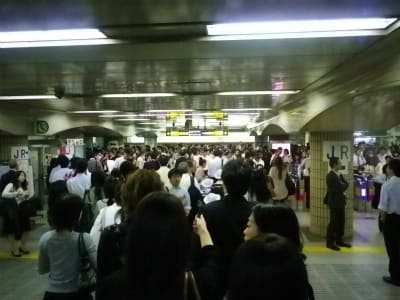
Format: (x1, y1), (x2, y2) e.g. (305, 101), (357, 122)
(38, 194), (97, 300)
(2, 170), (33, 257)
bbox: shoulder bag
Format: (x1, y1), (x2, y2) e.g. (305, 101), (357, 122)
(78, 232), (97, 293)
(184, 271), (202, 300)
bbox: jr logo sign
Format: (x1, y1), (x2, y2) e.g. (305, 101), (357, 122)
(322, 141), (352, 174)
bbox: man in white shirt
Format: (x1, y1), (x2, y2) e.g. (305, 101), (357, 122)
(114, 148), (133, 170)
(49, 155), (70, 183)
(208, 149), (223, 181)
(66, 159), (91, 199)
(166, 168), (191, 215)
(270, 147), (282, 165)
(353, 148), (367, 169)
(379, 158), (400, 286)
(136, 152), (146, 169)
(156, 155), (170, 187)
(177, 161), (201, 191)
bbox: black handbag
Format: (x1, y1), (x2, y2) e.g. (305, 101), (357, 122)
(78, 232), (97, 293)
(285, 174), (296, 196)
(79, 190), (95, 233)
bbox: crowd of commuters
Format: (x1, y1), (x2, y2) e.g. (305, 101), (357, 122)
(28, 142), (317, 300)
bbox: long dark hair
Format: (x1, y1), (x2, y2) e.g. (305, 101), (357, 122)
(125, 191), (191, 299)
(248, 168), (272, 203)
(273, 157), (285, 180)
(13, 170), (28, 190)
(252, 204), (302, 250)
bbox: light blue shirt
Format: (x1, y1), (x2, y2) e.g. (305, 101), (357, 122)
(378, 176), (400, 215)
(38, 231), (97, 293)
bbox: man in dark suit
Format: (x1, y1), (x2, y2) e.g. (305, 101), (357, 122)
(200, 159), (254, 299)
(0, 159), (18, 193)
(325, 157), (351, 251)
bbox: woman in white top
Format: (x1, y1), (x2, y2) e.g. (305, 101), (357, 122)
(2, 170), (32, 257)
(38, 194), (97, 300)
(268, 157), (289, 205)
(195, 157), (207, 183)
(89, 175), (122, 247)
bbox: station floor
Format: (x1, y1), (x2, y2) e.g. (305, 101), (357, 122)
(0, 209), (400, 300)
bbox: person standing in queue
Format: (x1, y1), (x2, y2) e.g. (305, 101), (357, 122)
(325, 157), (351, 251)
(379, 158), (400, 286)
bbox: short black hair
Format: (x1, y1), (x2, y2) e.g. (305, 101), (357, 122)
(158, 155), (169, 166)
(8, 159), (18, 169)
(329, 157), (339, 169)
(222, 159), (252, 197)
(388, 158), (400, 177)
(58, 155), (70, 168)
(75, 158), (87, 174)
(229, 234), (309, 300)
(168, 168), (182, 179)
(51, 194), (84, 231)
(252, 204), (302, 250)
(120, 161), (136, 179)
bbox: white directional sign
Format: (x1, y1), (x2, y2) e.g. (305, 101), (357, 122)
(322, 141), (352, 174)
(11, 146), (29, 160)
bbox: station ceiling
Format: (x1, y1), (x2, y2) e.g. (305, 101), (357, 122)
(0, 1), (400, 136)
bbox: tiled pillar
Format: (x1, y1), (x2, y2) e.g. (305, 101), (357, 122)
(309, 132), (354, 238)
(0, 136), (28, 161)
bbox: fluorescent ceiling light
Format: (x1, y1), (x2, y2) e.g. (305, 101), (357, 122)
(0, 95), (57, 100)
(217, 90), (300, 96)
(0, 28), (115, 48)
(222, 108), (271, 111)
(0, 39), (117, 48)
(116, 118), (149, 121)
(0, 29), (106, 42)
(71, 110), (119, 114)
(147, 109), (194, 112)
(207, 18), (397, 36)
(138, 122), (159, 125)
(101, 93), (176, 98)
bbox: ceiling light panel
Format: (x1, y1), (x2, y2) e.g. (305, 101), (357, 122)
(72, 110), (119, 114)
(100, 93), (176, 98)
(0, 95), (57, 100)
(217, 90), (300, 96)
(0, 29), (106, 42)
(207, 18), (397, 35)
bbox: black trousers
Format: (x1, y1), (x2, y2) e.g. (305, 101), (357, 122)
(43, 291), (92, 300)
(304, 176), (310, 209)
(383, 214), (400, 282)
(326, 206), (345, 245)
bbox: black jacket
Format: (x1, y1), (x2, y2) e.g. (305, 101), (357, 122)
(0, 170), (16, 194)
(200, 195), (255, 299)
(96, 245), (218, 300)
(325, 170), (348, 208)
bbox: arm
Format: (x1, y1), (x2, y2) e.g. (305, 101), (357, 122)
(38, 236), (50, 274)
(83, 233), (98, 269)
(2, 183), (19, 198)
(184, 190), (192, 216)
(378, 182), (389, 222)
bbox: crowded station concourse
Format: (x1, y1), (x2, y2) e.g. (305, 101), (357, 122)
(2, 2), (400, 300)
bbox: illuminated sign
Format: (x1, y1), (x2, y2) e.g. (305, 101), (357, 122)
(166, 128), (228, 136)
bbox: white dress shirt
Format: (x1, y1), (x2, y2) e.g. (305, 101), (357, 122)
(167, 185), (191, 214)
(157, 166), (170, 187)
(379, 176), (400, 215)
(114, 156), (126, 169)
(180, 173), (201, 191)
(207, 156), (223, 178)
(49, 166), (70, 183)
(90, 203), (122, 247)
(66, 173), (91, 199)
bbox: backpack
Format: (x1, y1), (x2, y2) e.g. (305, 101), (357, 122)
(188, 176), (203, 222)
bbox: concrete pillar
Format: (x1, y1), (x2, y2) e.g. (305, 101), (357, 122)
(144, 136), (157, 148)
(309, 132), (354, 238)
